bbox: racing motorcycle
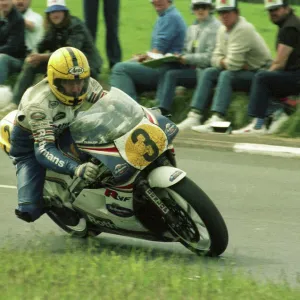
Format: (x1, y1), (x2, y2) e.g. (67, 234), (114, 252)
(0, 88), (228, 257)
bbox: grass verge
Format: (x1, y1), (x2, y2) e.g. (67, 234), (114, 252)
(1, 237), (299, 300)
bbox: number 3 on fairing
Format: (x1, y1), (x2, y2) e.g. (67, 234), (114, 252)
(0, 125), (11, 154)
(131, 128), (159, 162)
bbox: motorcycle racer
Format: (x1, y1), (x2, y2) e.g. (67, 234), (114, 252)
(9, 47), (103, 226)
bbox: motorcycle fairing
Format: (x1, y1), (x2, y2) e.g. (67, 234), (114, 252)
(114, 117), (168, 170)
(72, 187), (149, 232)
(77, 144), (137, 182)
(143, 108), (179, 144)
(0, 110), (17, 155)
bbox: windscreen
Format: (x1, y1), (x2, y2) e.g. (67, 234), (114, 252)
(70, 88), (144, 144)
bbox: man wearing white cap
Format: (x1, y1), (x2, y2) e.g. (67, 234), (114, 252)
(1, 0), (103, 114)
(155, 0), (220, 117)
(178, 0), (272, 132)
(234, 0), (300, 134)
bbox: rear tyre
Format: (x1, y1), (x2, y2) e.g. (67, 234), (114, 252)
(159, 177), (228, 256)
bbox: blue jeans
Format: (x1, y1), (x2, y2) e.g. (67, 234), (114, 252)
(110, 61), (172, 101)
(191, 67), (256, 115)
(11, 153), (46, 221)
(0, 54), (23, 84)
(248, 70), (300, 118)
(10, 123), (46, 222)
(156, 66), (198, 112)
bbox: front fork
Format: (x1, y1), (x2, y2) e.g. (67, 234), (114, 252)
(135, 178), (181, 232)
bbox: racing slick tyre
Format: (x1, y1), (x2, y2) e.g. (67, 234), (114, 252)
(156, 177), (228, 257)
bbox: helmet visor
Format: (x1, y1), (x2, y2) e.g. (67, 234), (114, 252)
(56, 78), (89, 97)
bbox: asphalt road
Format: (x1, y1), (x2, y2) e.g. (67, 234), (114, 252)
(1, 148), (300, 285)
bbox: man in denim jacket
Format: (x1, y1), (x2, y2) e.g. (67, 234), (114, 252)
(110, 0), (186, 101)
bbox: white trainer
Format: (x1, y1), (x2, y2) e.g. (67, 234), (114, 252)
(191, 114), (224, 133)
(177, 111), (201, 131)
(232, 119), (267, 135)
(268, 111), (289, 134)
(231, 119), (257, 134)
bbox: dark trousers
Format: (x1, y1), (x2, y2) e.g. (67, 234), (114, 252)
(12, 62), (47, 105)
(248, 70), (300, 118)
(83, 0), (122, 68)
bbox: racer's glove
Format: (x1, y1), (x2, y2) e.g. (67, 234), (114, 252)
(75, 162), (99, 182)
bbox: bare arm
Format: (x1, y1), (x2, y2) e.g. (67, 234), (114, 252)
(269, 43), (293, 71)
(24, 19), (35, 31)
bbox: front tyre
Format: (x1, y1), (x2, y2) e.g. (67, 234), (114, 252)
(159, 177), (228, 256)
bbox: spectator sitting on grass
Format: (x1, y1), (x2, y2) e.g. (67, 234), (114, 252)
(0, 0), (26, 90)
(177, 0), (272, 132)
(110, 0), (186, 101)
(155, 0), (221, 116)
(232, 0), (300, 135)
(0, 0), (103, 115)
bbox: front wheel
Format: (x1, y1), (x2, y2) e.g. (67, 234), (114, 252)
(155, 177), (228, 256)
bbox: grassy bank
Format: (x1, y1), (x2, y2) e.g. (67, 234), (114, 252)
(1, 241), (299, 300)
(18, 1), (296, 135)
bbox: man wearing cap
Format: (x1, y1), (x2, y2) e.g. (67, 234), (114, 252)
(154, 0), (220, 117)
(110, 0), (186, 102)
(0, 0), (103, 114)
(234, 0), (300, 134)
(178, 0), (272, 132)
(0, 0), (27, 85)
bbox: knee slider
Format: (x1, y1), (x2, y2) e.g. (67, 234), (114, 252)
(15, 209), (33, 223)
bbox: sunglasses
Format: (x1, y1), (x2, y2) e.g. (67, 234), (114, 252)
(268, 6), (281, 12)
(192, 4), (211, 10)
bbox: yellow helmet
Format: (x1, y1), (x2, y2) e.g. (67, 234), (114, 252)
(47, 47), (90, 107)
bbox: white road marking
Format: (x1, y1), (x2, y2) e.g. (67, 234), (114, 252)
(233, 143), (300, 158)
(0, 184), (17, 189)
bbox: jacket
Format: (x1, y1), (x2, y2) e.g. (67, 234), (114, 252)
(37, 16), (103, 74)
(183, 15), (221, 68)
(10, 77), (103, 176)
(211, 16), (272, 71)
(0, 6), (27, 59)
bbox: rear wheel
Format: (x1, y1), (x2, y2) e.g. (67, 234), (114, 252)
(154, 177), (228, 256)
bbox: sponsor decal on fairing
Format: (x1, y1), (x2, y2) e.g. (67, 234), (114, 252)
(114, 163), (129, 176)
(87, 214), (118, 229)
(165, 123), (177, 137)
(169, 170), (183, 182)
(106, 203), (134, 218)
(105, 188), (131, 201)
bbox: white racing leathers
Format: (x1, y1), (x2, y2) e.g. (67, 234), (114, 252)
(10, 77), (103, 176)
